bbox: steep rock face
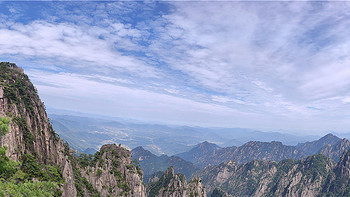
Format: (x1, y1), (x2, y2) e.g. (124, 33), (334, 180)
(321, 149), (350, 196)
(0, 62), (76, 196)
(195, 154), (336, 196)
(193, 161), (237, 194)
(147, 166), (206, 197)
(81, 144), (145, 197)
(318, 138), (350, 162)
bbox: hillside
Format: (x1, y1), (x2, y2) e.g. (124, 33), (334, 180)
(194, 150), (350, 196)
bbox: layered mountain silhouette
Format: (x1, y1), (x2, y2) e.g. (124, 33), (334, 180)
(175, 133), (350, 169)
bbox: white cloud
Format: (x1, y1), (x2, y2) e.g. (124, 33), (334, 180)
(343, 97), (350, 104)
(1, 2), (350, 133)
(0, 20), (158, 78)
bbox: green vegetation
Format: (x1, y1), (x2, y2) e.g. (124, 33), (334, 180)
(0, 147), (19, 180)
(132, 159), (143, 179)
(148, 169), (174, 197)
(20, 153), (64, 183)
(13, 116), (34, 152)
(0, 116), (10, 137)
(0, 180), (61, 197)
(97, 169), (103, 176)
(211, 187), (228, 197)
(63, 142), (100, 197)
(0, 147), (62, 196)
(300, 154), (331, 181)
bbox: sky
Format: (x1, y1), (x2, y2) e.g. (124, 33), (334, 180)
(0, 1), (350, 134)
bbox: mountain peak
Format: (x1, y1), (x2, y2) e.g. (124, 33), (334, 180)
(164, 166), (175, 177)
(321, 133), (340, 140)
(196, 141), (220, 149)
(133, 146), (145, 151)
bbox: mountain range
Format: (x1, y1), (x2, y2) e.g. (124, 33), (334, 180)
(194, 150), (350, 196)
(176, 133), (350, 169)
(50, 114), (319, 156)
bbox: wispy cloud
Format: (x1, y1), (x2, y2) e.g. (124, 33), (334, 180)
(1, 1), (350, 133)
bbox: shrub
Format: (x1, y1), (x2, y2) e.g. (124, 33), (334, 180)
(0, 117), (10, 137)
(0, 147), (19, 180)
(97, 169), (103, 176)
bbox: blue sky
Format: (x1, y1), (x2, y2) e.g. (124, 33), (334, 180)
(1, 1), (350, 134)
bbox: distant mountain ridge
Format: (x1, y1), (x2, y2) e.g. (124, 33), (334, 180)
(175, 141), (221, 164)
(177, 133), (350, 169)
(50, 114), (319, 156)
(131, 146), (199, 182)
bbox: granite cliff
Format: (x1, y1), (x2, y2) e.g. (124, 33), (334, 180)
(0, 62), (146, 196)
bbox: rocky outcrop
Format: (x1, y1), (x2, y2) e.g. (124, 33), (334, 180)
(147, 166), (206, 197)
(211, 188), (231, 197)
(81, 144), (145, 197)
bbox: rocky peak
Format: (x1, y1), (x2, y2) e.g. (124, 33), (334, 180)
(147, 166), (206, 197)
(297, 133), (341, 156)
(132, 146), (156, 160)
(164, 166), (176, 177)
(80, 144), (145, 197)
(336, 149), (350, 173)
(211, 187), (230, 197)
(198, 141), (220, 149)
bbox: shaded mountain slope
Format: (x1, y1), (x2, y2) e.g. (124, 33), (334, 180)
(131, 146), (199, 182)
(175, 141), (221, 164)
